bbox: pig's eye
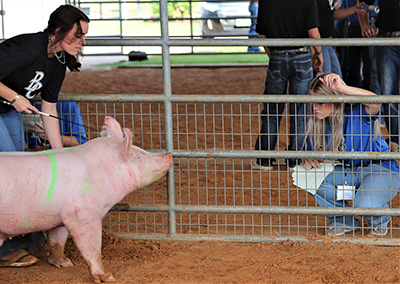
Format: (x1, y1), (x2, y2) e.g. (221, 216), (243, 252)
(133, 154), (143, 161)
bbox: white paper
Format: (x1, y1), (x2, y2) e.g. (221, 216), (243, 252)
(336, 185), (356, 200)
(292, 162), (337, 195)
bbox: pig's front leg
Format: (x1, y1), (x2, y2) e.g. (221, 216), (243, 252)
(68, 220), (115, 283)
(47, 226), (73, 268)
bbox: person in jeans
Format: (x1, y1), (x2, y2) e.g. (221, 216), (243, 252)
(0, 5), (89, 267)
(316, 0), (364, 77)
(360, 0), (400, 150)
(303, 73), (399, 236)
(253, 0), (323, 171)
(247, 1), (260, 53)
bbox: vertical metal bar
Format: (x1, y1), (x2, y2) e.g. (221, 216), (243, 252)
(119, 1), (123, 54)
(189, 0), (194, 54)
(159, 0), (176, 236)
(0, 0), (4, 39)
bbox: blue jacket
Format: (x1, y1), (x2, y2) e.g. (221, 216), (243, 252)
(307, 103), (399, 172)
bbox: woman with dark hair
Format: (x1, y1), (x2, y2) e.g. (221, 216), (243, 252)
(303, 73), (399, 237)
(0, 5), (89, 267)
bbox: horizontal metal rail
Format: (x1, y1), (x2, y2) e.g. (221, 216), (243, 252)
(58, 94), (400, 103)
(171, 149), (400, 161)
(85, 37), (400, 47)
(111, 204), (400, 217)
(116, 233), (400, 247)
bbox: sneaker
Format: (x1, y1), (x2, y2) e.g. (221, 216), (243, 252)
(371, 227), (388, 236)
(326, 226), (353, 236)
(0, 249), (38, 267)
(252, 160), (273, 171)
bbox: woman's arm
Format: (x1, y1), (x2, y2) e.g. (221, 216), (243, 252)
(333, 1), (364, 20)
(41, 100), (63, 149)
(34, 122), (81, 147)
(321, 73), (380, 115)
(0, 82), (40, 114)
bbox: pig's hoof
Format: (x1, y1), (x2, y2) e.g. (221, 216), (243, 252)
(48, 256), (73, 268)
(93, 272), (115, 283)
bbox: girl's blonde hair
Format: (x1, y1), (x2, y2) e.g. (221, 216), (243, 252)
(306, 73), (380, 151)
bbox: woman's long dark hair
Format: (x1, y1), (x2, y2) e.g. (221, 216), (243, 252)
(44, 5), (90, 72)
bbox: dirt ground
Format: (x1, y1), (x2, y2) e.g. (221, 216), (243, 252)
(1, 66), (400, 284)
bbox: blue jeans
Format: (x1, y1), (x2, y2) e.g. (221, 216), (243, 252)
(322, 46), (343, 77)
(369, 46), (381, 95)
(314, 164), (400, 229)
(255, 51), (312, 166)
(247, 1), (260, 52)
(374, 42), (400, 144)
(346, 25), (372, 89)
(0, 109), (24, 152)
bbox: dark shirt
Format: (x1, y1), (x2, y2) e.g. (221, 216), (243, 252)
(0, 32), (66, 113)
(256, 0), (320, 39)
(363, 0), (400, 31)
(316, 0), (337, 38)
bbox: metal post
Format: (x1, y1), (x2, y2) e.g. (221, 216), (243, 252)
(0, 0), (4, 39)
(159, 0), (177, 236)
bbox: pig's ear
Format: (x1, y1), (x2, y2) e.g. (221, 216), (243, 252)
(102, 116), (124, 140)
(119, 128), (133, 160)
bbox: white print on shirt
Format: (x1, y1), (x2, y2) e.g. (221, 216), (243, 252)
(329, 0), (341, 10)
(25, 71), (44, 99)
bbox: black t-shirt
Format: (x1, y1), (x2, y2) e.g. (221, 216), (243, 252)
(364, 0), (400, 31)
(256, 0), (320, 39)
(0, 32), (66, 113)
(316, 0), (336, 38)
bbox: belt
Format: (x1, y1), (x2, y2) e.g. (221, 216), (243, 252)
(270, 47), (309, 54)
(378, 30), (400, 37)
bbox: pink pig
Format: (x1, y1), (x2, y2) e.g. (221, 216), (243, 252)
(0, 116), (172, 283)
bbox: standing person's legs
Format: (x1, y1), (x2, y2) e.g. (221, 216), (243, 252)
(375, 45), (400, 145)
(346, 24), (363, 87)
(321, 46), (331, 74)
(347, 45), (362, 87)
(0, 109), (24, 152)
(322, 46), (343, 78)
(255, 53), (289, 168)
(361, 45), (372, 90)
(334, 18), (349, 80)
(369, 46), (381, 95)
(286, 51), (313, 168)
(247, 1), (260, 53)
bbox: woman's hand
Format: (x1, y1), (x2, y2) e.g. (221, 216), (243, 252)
(34, 122), (47, 141)
(319, 73), (346, 92)
(302, 159), (323, 170)
(12, 95), (40, 114)
(355, 2), (367, 15)
(361, 27), (376, 38)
